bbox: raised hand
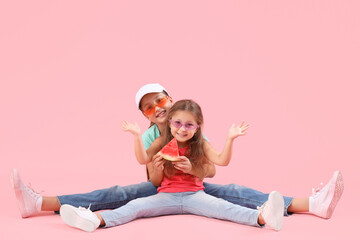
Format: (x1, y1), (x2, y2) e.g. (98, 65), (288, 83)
(121, 121), (141, 136)
(228, 121), (249, 140)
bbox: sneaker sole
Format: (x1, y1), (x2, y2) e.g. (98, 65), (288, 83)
(267, 191), (284, 231)
(10, 169), (28, 218)
(60, 205), (98, 232)
(325, 171), (344, 219)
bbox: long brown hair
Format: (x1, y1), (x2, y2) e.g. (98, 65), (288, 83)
(162, 99), (209, 179)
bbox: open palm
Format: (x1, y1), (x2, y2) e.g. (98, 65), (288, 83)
(228, 122), (250, 140)
(121, 121), (141, 136)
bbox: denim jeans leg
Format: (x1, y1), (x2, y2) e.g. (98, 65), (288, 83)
(100, 192), (183, 228)
(57, 182), (158, 211)
(203, 182), (293, 216)
(182, 191), (260, 227)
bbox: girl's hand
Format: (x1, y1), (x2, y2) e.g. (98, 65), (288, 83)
(152, 154), (166, 172)
(228, 122), (250, 140)
(173, 156), (192, 174)
(121, 121), (141, 136)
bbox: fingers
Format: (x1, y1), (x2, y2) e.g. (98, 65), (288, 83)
(121, 121), (131, 128)
(152, 155), (165, 170)
(154, 164), (164, 171)
(177, 156), (190, 162)
(238, 122), (250, 131)
(173, 157), (192, 173)
(173, 164), (184, 171)
(154, 159), (165, 169)
(120, 121), (140, 133)
(238, 121), (249, 128)
(173, 163), (191, 173)
(174, 165), (189, 171)
(231, 122), (250, 129)
(173, 161), (189, 166)
(228, 122), (250, 137)
(120, 121), (128, 130)
(241, 124), (250, 131)
(152, 154), (164, 162)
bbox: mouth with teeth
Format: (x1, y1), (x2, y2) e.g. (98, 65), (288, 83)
(176, 132), (188, 138)
(155, 110), (166, 118)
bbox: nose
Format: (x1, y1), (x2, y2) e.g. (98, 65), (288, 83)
(154, 106), (163, 114)
(179, 125), (187, 131)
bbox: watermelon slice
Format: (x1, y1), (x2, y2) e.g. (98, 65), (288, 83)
(158, 138), (179, 161)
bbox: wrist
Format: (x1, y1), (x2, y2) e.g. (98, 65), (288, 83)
(134, 133), (142, 139)
(188, 167), (195, 176)
(227, 136), (235, 142)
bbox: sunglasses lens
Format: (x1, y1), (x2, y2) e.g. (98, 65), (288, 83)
(170, 120), (198, 130)
(157, 97), (168, 107)
(144, 107), (155, 116)
(172, 120), (182, 128)
(143, 97), (168, 116)
(185, 123), (197, 130)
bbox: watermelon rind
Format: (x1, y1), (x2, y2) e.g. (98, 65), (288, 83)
(158, 138), (179, 161)
(159, 152), (180, 161)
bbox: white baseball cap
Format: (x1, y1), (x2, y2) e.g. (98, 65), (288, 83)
(135, 83), (168, 109)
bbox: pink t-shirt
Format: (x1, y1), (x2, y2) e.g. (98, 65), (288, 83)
(157, 145), (204, 193)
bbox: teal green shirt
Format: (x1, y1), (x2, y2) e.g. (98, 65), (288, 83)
(142, 124), (209, 150)
(142, 125), (161, 150)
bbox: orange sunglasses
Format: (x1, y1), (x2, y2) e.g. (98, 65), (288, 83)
(142, 96), (169, 116)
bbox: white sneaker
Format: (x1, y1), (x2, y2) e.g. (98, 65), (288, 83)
(60, 204), (100, 232)
(10, 169), (42, 218)
(257, 191), (284, 231)
(309, 170), (344, 219)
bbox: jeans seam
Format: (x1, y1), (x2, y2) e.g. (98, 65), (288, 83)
(215, 195), (264, 207)
(91, 200), (131, 210)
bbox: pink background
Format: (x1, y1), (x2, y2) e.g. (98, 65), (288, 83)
(1, 1), (359, 239)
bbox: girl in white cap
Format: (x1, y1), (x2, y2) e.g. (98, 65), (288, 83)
(10, 83), (344, 227)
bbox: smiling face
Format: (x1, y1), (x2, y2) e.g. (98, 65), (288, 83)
(162, 100), (206, 178)
(169, 110), (199, 147)
(140, 92), (173, 125)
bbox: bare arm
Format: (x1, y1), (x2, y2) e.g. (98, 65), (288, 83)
(144, 137), (165, 183)
(201, 161), (216, 178)
(147, 154), (165, 186)
(204, 122), (249, 166)
(204, 139), (234, 166)
(187, 159), (216, 179)
(121, 121), (149, 164)
(145, 136), (165, 159)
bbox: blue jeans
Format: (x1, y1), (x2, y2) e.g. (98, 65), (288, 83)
(57, 182), (293, 215)
(100, 191), (260, 228)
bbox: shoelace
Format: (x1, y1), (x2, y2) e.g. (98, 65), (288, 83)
(24, 182), (44, 198)
(257, 202), (266, 212)
(78, 204), (92, 211)
(311, 182), (324, 197)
